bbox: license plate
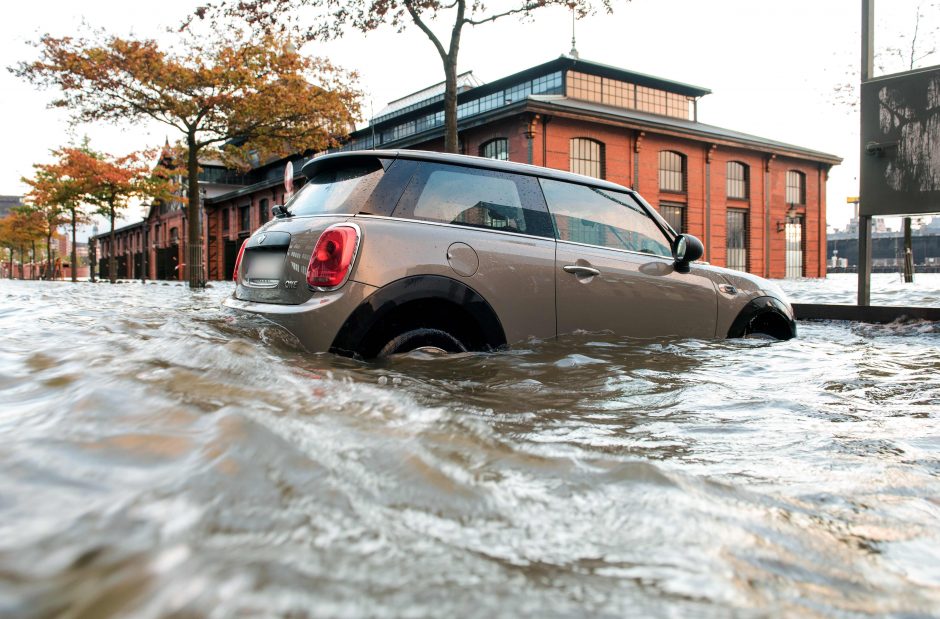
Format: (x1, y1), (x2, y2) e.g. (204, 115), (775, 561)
(247, 253), (284, 280)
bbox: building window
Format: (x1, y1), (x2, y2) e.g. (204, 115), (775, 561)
(259, 198), (269, 224)
(659, 151), (686, 193)
(169, 227), (179, 244)
(239, 205), (251, 233)
(659, 202), (685, 233)
(786, 170), (805, 205)
(222, 209), (230, 232)
(726, 208), (748, 272)
(566, 71), (603, 103)
(570, 138), (605, 179)
(480, 138), (509, 160)
(727, 162), (749, 200)
(565, 71), (691, 120)
(785, 216), (804, 278)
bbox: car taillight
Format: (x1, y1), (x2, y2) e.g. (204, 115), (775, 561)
(306, 224), (360, 290)
(233, 238), (249, 283)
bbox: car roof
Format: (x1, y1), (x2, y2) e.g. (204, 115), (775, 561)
(301, 149), (633, 194)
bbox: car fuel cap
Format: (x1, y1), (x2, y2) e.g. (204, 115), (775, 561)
(446, 242), (479, 277)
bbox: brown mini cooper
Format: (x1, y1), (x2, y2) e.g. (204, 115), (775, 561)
(223, 150), (795, 357)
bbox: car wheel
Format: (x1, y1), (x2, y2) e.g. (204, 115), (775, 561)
(377, 328), (467, 357)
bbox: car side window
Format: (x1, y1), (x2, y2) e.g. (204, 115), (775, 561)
(394, 163), (554, 238)
(540, 178), (673, 257)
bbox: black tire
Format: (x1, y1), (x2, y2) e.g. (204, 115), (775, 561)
(377, 328), (467, 357)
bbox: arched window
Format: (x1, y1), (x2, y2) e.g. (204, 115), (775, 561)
(786, 170), (806, 205)
(659, 151), (686, 192)
(727, 161), (749, 199)
(569, 138), (605, 179)
(480, 138), (509, 160)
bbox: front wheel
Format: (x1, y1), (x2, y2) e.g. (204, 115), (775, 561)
(377, 328), (467, 357)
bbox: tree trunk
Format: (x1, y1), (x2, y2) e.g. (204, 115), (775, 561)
(109, 203), (117, 284)
(46, 232), (52, 280)
(19, 246), (25, 280)
(186, 134), (205, 288)
(31, 241), (37, 279)
(70, 208), (78, 283)
(442, 54), (460, 153)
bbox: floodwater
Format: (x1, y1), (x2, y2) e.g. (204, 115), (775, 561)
(0, 273), (938, 618)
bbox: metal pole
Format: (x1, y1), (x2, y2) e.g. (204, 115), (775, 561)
(861, 0), (874, 82)
(858, 215), (872, 305)
(858, 0), (875, 305)
(903, 217), (914, 282)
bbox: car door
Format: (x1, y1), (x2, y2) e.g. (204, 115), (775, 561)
(365, 161), (558, 345)
(540, 178), (718, 339)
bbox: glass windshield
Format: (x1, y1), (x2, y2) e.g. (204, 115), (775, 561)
(286, 163), (384, 216)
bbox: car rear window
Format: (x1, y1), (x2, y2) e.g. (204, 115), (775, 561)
(286, 162), (384, 217)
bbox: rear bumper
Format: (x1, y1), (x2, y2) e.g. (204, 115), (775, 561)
(222, 280), (378, 352)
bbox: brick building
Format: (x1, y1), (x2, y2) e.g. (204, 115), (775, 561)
(94, 152), (247, 281)
(100, 55), (841, 281)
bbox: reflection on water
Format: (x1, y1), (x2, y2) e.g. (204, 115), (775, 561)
(0, 276), (938, 617)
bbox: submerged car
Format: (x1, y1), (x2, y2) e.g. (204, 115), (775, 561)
(223, 150), (795, 358)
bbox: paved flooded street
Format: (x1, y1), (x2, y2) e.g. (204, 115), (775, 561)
(1, 274), (938, 617)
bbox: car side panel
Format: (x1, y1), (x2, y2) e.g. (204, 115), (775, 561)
(556, 242), (719, 338)
(350, 216), (556, 344)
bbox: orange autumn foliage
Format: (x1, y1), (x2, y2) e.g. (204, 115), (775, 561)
(16, 30), (360, 287)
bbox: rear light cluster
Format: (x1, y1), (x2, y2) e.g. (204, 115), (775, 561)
(233, 238), (248, 283)
(306, 224), (360, 290)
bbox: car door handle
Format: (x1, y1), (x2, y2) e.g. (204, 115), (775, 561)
(563, 265), (600, 277)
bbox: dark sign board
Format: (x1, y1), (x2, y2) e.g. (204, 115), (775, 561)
(860, 66), (940, 216)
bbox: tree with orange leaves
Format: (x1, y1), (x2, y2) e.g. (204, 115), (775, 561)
(15, 30), (360, 288)
(23, 147), (92, 282)
(0, 208), (46, 280)
(81, 148), (174, 285)
(18, 177), (68, 280)
(23, 143), (174, 283)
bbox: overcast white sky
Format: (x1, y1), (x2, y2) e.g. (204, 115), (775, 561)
(1, 0), (936, 235)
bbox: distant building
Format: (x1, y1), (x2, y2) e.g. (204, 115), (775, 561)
(828, 227), (940, 271)
(0, 195), (23, 218)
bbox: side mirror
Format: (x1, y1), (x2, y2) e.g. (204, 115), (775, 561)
(271, 204), (289, 218)
(673, 234), (704, 273)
